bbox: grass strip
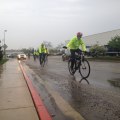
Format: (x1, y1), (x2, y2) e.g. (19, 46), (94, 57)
(87, 56), (120, 62)
(0, 59), (8, 65)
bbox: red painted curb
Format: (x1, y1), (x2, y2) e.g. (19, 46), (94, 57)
(19, 62), (52, 120)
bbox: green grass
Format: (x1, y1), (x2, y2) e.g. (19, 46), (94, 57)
(87, 56), (120, 62)
(0, 59), (8, 65)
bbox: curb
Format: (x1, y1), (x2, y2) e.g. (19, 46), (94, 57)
(19, 62), (52, 120)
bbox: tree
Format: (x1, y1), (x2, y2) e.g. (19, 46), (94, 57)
(90, 44), (106, 57)
(56, 43), (64, 50)
(21, 48), (29, 54)
(108, 35), (120, 52)
(0, 46), (3, 60)
(43, 41), (53, 48)
(28, 47), (34, 54)
(21, 47), (34, 54)
(0, 40), (3, 60)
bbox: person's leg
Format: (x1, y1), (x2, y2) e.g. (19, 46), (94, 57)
(46, 54), (48, 62)
(43, 53), (45, 62)
(76, 49), (82, 55)
(39, 54), (42, 64)
(70, 49), (75, 69)
(44, 53), (47, 62)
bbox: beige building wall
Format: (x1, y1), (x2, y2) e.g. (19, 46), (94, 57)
(83, 29), (120, 46)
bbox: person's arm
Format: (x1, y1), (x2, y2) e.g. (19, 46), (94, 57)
(67, 37), (75, 49)
(80, 39), (86, 52)
(43, 46), (46, 53)
(39, 47), (41, 54)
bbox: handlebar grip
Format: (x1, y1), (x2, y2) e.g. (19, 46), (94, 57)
(63, 46), (67, 49)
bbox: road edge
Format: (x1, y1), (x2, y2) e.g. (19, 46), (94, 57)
(19, 61), (53, 120)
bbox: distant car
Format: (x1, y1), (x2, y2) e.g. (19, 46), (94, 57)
(62, 49), (70, 61)
(7, 54), (15, 58)
(17, 54), (27, 60)
(62, 53), (70, 61)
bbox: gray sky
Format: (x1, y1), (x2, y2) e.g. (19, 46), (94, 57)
(0, 0), (120, 49)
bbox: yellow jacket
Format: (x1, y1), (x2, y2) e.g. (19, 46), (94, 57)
(39, 45), (46, 53)
(67, 36), (86, 51)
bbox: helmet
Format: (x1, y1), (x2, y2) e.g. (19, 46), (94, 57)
(77, 32), (82, 37)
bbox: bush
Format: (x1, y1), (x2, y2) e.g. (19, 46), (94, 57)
(90, 45), (106, 57)
(0, 59), (8, 65)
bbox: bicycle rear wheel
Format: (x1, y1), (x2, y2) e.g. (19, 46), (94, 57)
(41, 59), (45, 67)
(41, 54), (45, 67)
(68, 60), (76, 75)
(79, 59), (90, 78)
(45, 55), (48, 64)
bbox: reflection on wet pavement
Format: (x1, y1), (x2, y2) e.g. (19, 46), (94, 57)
(69, 80), (120, 120)
(24, 66), (84, 120)
(25, 56), (120, 120)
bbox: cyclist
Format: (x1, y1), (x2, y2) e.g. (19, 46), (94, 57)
(36, 49), (39, 59)
(66, 32), (87, 71)
(38, 43), (46, 65)
(45, 47), (49, 55)
(33, 50), (36, 61)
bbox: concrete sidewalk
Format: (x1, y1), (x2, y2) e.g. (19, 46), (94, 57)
(0, 59), (39, 120)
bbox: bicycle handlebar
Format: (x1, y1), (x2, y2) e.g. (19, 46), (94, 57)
(63, 46), (67, 49)
(62, 46), (86, 55)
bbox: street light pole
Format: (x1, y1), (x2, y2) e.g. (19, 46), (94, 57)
(4, 30), (7, 57)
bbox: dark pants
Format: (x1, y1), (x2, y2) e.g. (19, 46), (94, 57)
(39, 53), (45, 64)
(70, 49), (81, 69)
(33, 55), (36, 61)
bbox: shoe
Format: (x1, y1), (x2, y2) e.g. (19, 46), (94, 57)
(70, 67), (75, 74)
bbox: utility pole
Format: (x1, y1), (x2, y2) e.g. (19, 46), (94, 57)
(4, 30), (7, 57)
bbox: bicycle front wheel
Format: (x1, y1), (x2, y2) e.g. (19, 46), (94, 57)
(41, 54), (45, 67)
(79, 59), (90, 78)
(41, 59), (45, 67)
(68, 60), (76, 75)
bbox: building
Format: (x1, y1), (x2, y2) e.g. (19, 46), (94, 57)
(82, 29), (120, 56)
(83, 29), (120, 46)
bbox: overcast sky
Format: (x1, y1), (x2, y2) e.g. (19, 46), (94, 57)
(0, 0), (120, 49)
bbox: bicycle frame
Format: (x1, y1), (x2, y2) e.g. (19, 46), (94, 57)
(39, 53), (45, 66)
(74, 52), (84, 69)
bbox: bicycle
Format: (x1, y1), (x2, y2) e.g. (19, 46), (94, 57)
(68, 51), (90, 78)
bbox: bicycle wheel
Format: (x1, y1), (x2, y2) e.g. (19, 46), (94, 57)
(41, 55), (45, 67)
(68, 60), (76, 75)
(45, 55), (48, 64)
(41, 59), (45, 67)
(79, 59), (90, 78)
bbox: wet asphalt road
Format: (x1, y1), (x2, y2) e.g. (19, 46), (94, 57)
(24, 56), (120, 120)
